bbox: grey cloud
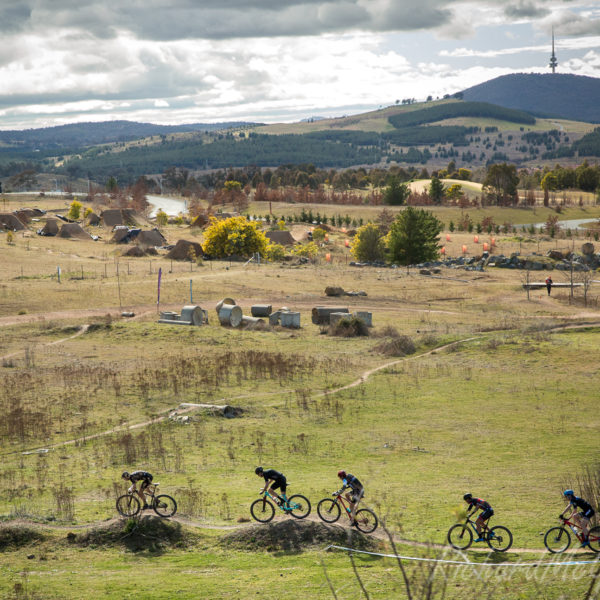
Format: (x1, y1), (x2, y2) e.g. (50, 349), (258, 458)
(504, 1), (550, 19)
(3, 0), (463, 40)
(0, 2), (32, 33)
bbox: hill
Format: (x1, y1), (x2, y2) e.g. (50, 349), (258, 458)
(461, 73), (600, 123)
(0, 120), (257, 149)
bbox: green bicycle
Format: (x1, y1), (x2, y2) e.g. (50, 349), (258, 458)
(250, 488), (311, 522)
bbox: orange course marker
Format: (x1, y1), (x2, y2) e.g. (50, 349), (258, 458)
(325, 253), (331, 262)
(474, 235), (479, 243)
(446, 234), (451, 241)
(462, 245), (467, 254)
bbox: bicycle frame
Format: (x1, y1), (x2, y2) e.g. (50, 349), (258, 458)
(260, 489), (288, 511)
(561, 517), (589, 542)
(331, 491), (356, 520)
(464, 514), (491, 535)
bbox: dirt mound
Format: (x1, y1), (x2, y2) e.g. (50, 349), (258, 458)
(0, 213), (26, 231)
(58, 223), (93, 240)
(39, 218), (59, 236)
(70, 515), (196, 553)
(137, 229), (166, 248)
(265, 230), (296, 246)
(221, 519), (377, 553)
(122, 246), (146, 257)
(166, 239), (203, 260)
(101, 209), (142, 228)
(0, 525), (45, 550)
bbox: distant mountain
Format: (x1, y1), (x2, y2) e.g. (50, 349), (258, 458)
(461, 73), (600, 123)
(0, 120), (258, 149)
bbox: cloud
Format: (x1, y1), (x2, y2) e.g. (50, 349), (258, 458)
(504, 1), (550, 19)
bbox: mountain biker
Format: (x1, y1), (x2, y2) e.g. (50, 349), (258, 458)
(338, 470), (364, 526)
(561, 490), (595, 546)
(122, 470), (153, 509)
(464, 493), (494, 542)
(255, 467), (288, 507)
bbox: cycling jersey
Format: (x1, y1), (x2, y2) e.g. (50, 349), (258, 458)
(261, 469), (286, 492)
(129, 471), (153, 484)
(467, 498), (491, 511)
(570, 496), (595, 516)
(342, 474), (363, 492)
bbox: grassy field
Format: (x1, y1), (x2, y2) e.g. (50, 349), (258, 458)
(1, 195), (600, 598)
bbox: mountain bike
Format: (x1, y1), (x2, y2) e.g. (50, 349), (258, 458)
(316, 490), (378, 534)
(447, 515), (512, 552)
(544, 516), (600, 553)
(116, 483), (177, 518)
(250, 488), (311, 523)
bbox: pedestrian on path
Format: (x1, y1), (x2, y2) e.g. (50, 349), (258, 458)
(545, 276), (553, 296)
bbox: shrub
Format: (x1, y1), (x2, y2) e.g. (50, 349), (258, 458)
(351, 222), (385, 262)
(329, 316), (369, 337)
(265, 243), (286, 262)
(67, 199), (82, 220)
(373, 335), (416, 356)
(202, 216), (268, 258)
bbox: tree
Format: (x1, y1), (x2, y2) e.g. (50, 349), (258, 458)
(155, 209), (168, 227)
(383, 176), (410, 206)
(446, 183), (463, 202)
(67, 199), (83, 220)
(386, 207), (443, 265)
(202, 216), (268, 258)
(429, 176), (445, 203)
(483, 163), (519, 204)
(351, 223), (385, 262)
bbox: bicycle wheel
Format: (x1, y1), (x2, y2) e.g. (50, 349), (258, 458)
(250, 498), (275, 523)
(544, 526), (571, 553)
(447, 524), (473, 550)
(153, 494), (177, 518)
(116, 494), (141, 517)
(355, 508), (378, 534)
(587, 526), (600, 553)
(317, 499), (341, 523)
(286, 494), (310, 519)
(486, 525), (513, 552)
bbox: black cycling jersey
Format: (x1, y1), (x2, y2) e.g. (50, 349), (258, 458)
(342, 473), (363, 491)
(467, 498), (491, 511)
(129, 471), (153, 483)
(262, 469), (285, 483)
(570, 496), (594, 513)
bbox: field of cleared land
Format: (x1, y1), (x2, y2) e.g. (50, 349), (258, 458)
(1, 194), (600, 599)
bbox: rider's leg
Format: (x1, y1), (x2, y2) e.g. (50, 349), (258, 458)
(344, 492), (355, 518)
(350, 489), (364, 522)
(580, 515), (590, 539)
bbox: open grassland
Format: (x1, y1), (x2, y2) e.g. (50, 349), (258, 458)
(1, 199), (600, 598)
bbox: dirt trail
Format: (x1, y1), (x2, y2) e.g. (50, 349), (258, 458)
(5, 513), (588, 558)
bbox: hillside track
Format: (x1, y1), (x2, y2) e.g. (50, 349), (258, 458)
(3, 513), (586, 558)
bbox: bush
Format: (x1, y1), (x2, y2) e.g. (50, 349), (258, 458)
(202, 216), (268, 259)
(67, 199), (83, 220)
(329, 316), (369, 337)
(265, 243), (286, 262)
(373, 335), (416, 356)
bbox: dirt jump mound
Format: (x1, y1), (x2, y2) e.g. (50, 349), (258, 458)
(0, 524), (46, 550)
(69, 515), (196, 553)
(221, 519), (378, 553)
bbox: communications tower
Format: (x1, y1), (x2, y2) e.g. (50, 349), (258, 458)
(549, 28), (558, 73)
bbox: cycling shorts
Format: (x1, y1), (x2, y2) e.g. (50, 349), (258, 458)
(270, 477), (287, 493)
(580, 508), (595, 520)
(350, 488), (364, 504)
(480, 508), (494, 521)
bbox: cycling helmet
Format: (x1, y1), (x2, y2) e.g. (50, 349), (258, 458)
(121, 471), (130, 479)
(563, 489), (574, 497)
(463, 493), (472, 501)
(255, 466), (264, 475)
(337, 470), (346, 479)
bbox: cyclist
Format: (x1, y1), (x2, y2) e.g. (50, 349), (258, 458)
(255, 467), (288, 507)
(122, 470), (153, 509)
(337, 470), (364, 526)
(463, 493), (493, 542)
(561, 489), (595, 546)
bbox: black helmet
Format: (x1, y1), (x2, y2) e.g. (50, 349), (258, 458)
(121, 471), (130, 479)
(255, 466), (263, 475)
(463, 493), (472, 501)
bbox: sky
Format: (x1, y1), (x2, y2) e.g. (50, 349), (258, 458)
(1, 0), (599, 130)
